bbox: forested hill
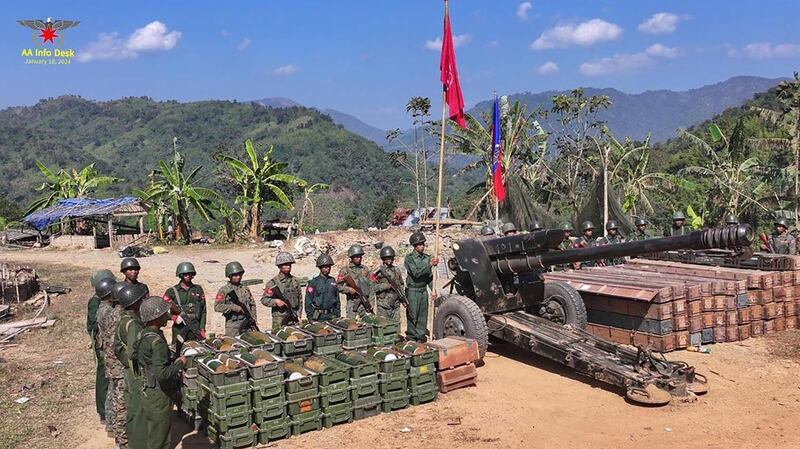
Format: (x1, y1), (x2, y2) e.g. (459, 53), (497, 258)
(0, 96), (411, 227)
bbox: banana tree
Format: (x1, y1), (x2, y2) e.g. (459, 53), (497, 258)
(215, 139), (307, 239)
(298, 182), (329, 233)
(26, 161), (121, 215)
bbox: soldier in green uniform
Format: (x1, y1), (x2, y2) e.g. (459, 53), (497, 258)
(162, 262), (206, 353)
(135, 296), (187, 449)
(552, 223), (574, 271)
(724, 214), (739, 227)
(665, 211), (693, 236)
(215, 262), (258, 335)
(305, 254), (342, 321)
(629, 218), (649, 241)
(529, 221), (544, 232)
(404, 232), (438, 342)
(88, 269), (115, 426)
(113, 283), (148, 449)
(337, 245), (373, 318)
(97, 278), (127, 448)
(371, 246), (406, 321)
(261, 252), (302, 330)
(763, 218), (797, 254)
(501, 222), (517, 236)
(597, 220), (625, 265)
(120, 258), (149, 294)
(575, 221), (599, 268)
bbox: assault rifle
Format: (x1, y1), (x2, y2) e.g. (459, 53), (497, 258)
(267, 284), (300, 326)
(342, 274), (374, 314)
(373, 266), (409, 307)
(227, 288), (260, 332)
(759, 233), (774, 253)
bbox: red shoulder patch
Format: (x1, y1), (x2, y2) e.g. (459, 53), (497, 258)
(162, 294), (171, 302)
(265, 288), (273, 297)
(336, 274), (344, 282)
(306, 286), (314, 294)
(215, 292), (225, 303)
(369, 273), (379, 282)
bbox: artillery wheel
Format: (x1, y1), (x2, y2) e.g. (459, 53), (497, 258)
(625, 384), (672, 406)
(434, 294), (488, 358)
(539, 282), (587, 329)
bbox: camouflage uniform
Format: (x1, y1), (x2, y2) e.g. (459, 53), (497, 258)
(404, 252), (433, 341)
(87, 293), (108, 423)
(575, 235), (599, 267)
(261, 273), (302, 331)
(629, 230), (649, 241)
(162, 283), (206, 351)
(215, 282), (257, 336)
(769, 232), (797, 255)
(597, 234), (625, 265)
(114, 310), (145, 449)
(665, 225), (693, 237)
(371, 265), (406, 320)
(99, 303), (127, 448)
(304, 274), (342, 322)
(337, 263), (373, 318)
(137, 327), (182, 449)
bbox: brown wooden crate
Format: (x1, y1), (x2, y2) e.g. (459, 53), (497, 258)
(738, 324), (751, 340)
(725, 310), (738, 326)
(764, 302), (778, 319)
(785, 301), (797, 317)
(674, 331), (689, 349)
(702, 312), (714, 328)
(724, 295), (737, 311)
(702, 296), (714, 311)
(750, 304), (763, 320)
(760, 288), (774, 304)
(750, 320), (764, 337)
(747, 291), (760, 305)
(689, 316), (703, 332)
(775, 303), (784, 318)
(437, 363), (477, 393)
(672, 314), (688, 331)
(725, 326), (739, 342)
(713, 326), (726, 342)
(648, 334), (676, 352)
(426, 337), (481, 370)
(672, 299), (687, 316)
(713, 295), (726, 311)
(794, 271), (800, 285)
(764, 319), (776, 334)
(632, 332), (649, 348)
(782, 271), (794, 286)
(773, 286), (786, 302)
(775, 317), (786, 332)
(688, 300), (703, 316)
(787, 316), (797, 329)
(713, 311), (726, 327)
(583, 295), (611, 312)
(737, 307), (751, 324)
(608, 327), (632, 345)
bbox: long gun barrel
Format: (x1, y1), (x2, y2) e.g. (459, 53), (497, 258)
(488, 225), (753, 274)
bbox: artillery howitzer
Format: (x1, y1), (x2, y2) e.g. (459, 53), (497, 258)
(436, 225), (753, 405)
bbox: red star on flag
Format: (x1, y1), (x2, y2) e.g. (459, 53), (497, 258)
(39, 27), (58, 44)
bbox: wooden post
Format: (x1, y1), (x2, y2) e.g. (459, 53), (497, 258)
(138, 216), (144, 235)
(107, 215), (114, 249)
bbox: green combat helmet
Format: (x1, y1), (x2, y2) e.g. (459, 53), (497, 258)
(275, 252), (295, 266)
(606, 220), (619, 231)
(118, 283), (148, 308)
(347, 244), (365, 257)
(91, 269), (116, 288)
(95, 277), (116, 299)
(379, 246), (396, 259)
(775, 218), (789, 228)
(501, 223), (517, 234)
(409, 232), (426, 246)
(529, 221), (543, 232)
(175, 262), (196, 277)
(480, 226), (495, 236)
(316, 254), (334, 267)
(581, 221), (595, 232)
(724, 214), (739, 225)
(139, 296), (171, 323)
(225, 261), (245, 278)
(561, 223), (574, 232)
(120, 257), (141, 273)
(112, 281), (127, 302)
(672, 211), (686, 221)
(634, 218), (647, 226)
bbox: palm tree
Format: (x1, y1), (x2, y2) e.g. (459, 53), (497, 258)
(26, 161), (121, 214)
(214, 139), (307, 239)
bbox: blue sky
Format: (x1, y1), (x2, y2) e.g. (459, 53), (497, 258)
(1, 0), (799, 129)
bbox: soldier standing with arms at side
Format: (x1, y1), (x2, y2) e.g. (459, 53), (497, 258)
(338, 244), (373, 318)
(120, 257), (149, 294)
(665, 211), (693, 236)
(762, 218), (797, 254)
(98, 279), (128, 448)
(596, 220), (625, 265)
(575, 221), (599, 268)
(371, 246), (406, 321)
(629, 218), (649, 241)
(404, 232), (438, 342)
(261, 252), (302, 330)
(215, 262), (258, 335)
(136, 297), (187, 449)
(163, 262), (206, 353)
(88, 269), (115, 427)
(305, 254), (342, 322)
(113, 283), (148, 449)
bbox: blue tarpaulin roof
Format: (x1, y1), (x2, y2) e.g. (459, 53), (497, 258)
(24, 196), (145, 231)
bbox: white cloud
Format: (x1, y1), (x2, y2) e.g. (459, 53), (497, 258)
(425, 34), (472, 51)
(537, 61), (559, 75)
(530, 19), (622, 50)
(645, 43), (679, 58)
(638, 12), (683, 34)
(237, 37), (251, 51)
(77, 21), (181, 62)
(517, 2), (532, 21)
(273, 64), (299, 76)
(733, 42), (800, 59)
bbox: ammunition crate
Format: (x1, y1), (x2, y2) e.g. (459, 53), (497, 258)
(408, 363), (436, 378)
(319, 381), (351, 407)
(378, 371), (408, 395)
(408, 372), (437, 391)
(426, 337), (480, 370)
(437, 362), (477, 393)
(205, 424), (255, 449)
(182, 371), (199, 389)
(369, 321), (400, 346)
(329, 319), (373, 349)
(275, 326), (314, 358)
(322, 401), (353, 427)
(393, 343), (438, 367)
(305, 355), (350, 386)
(257, 417), (290, 444)
(249, 375), (284, 406)
(252, 394), (286, 423)
(289, 409), (322, 436)
(197, 359), (249, 387)
(178, 406), (202, 431)
(349, 374), (379, 400)
(352, 394), (382, 420)
(287, 396), (320, 416)
(235, 352), (284, 380)
(235, 331), (282, 354)
(284, 370), (318, 394)
(298, 322), (344, 355)
(285, 386), (319, 403)
(409, 382), (438, 406)
(381, 388), (410, 413)
(202, 337), (248, 354)
(201, 403), (252, 433)
(335, 352), (379, 378)
(369, 349), (410, 374)
(199, 379), (250, 412)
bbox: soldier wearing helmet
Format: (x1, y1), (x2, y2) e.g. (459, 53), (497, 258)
(559, 223), (574, 251)
(596, 220), (626, 265)
(95, 277), (127, 448)
(630, 218), (649, 242)
(162, 262), (206, 352)
(135, 297), (187, 449)
(665, 211), (693, 237)
(120, 257), (149, 295)
(574, 221), (599, 268)
(371, 246), (406, 321)
(214, 262), (257, 336)
(501, 222), (517, 236)
(479, 225), (495, 237)
(112, 283), (148, 446)
(404, 231), (438, 342)
(724, 214), (739, 227)
(305, 254), (343, 322)
(764, 217), (796, 254)
(262, 252), (302, 330)
(337, 244), (374, 318)
(87, 269), (115, 426)
(529, 221), (544, 232)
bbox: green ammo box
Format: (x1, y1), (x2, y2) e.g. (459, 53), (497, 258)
(287, 396), (321, 416)
(352, 394), (382, 420)
(322, 401), (353, 428)
(257, 417), (290, 444)
(249, 375), (284, 409)
(361, 314), (401, 346)
(198, 378), (250, 412)
(366, 347), (410, 374)
(378, 371), (409, 396)
(393, 341), (439, 367)
(381, 388), (410, 413)
(319, 381), (351, 407)
(235, 330), (283, 354)
(201, 403), (252, 433)
(290, 409), (322, 436)
(328, 318), (373, 349)
(298, 321), (344, 355)
(408, 372), (437, 390)
(197, 358), (249, 387)
(234, 350), (284, 380)
(205, 424), (255, 449)
(304, 355), (350, 386)
(409, 382), (438, 406)
(284, 364), (319, 394)
(252, 394), (286, 423)
(273, 326), (315, 358)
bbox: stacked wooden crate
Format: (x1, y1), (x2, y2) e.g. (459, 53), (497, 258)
(544, 258), (800, 352)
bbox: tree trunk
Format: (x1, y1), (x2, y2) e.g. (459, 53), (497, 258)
(466, 187), (493, 221)
(413, 126), (421, 210)
(250, 203), (261, 240)
(603, 153), (609, 235)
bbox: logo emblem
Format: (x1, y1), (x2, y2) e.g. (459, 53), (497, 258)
(18, 17), (80, 46)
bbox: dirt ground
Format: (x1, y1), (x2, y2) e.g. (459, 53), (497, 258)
(1, 233), (799, 449)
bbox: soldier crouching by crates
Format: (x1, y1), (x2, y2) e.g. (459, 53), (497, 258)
(261, 252), (302, 330)
(215, 262), (258, 335)
(371, 246), (406, 321)
(305, 254), (342, 321)
(135, 296), (187, 449)
(163, 262), (206, 353)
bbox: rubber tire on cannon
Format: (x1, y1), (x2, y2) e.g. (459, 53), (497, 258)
(536, 281), (588, 329)
(433, 294), (489, 358)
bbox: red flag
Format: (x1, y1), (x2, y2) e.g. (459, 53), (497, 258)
(440, 13), (467, 129)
